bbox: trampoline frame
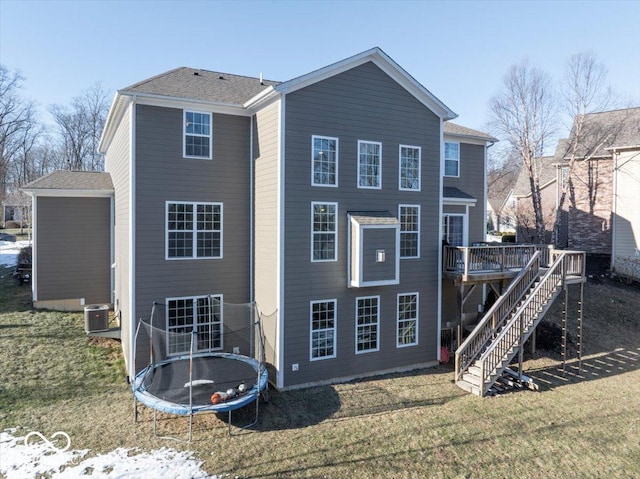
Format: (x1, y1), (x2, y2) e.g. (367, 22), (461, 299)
(132, 301), (268, 440)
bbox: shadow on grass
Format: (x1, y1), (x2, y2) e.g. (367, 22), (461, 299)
(527, 347), (640, 391)
(242, 366), (462, 433)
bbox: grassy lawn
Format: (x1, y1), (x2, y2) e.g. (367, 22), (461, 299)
(1, 268), (639, 478)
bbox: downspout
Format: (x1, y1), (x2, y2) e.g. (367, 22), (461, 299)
(129, 96), (137, 380)
(436, 121), (444, 362)
(611, 148), (619, 272)
(250, 116), (254, 306)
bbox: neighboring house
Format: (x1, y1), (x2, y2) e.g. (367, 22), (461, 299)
(512, 107), (640, 273)
(2, 192), (28, 227)
(487, 169), (518, 235)
(512, 146), (563, 244)
(23, 48), (496, 390)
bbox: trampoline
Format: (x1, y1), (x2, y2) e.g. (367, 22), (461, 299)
(132, 299), (270, 440)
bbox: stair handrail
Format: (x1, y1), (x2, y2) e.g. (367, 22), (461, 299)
(476, 252), (567, 395)
(455, 251), (541, 382)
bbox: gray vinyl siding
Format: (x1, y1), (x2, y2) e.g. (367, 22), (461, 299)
(443, 142), (486, 243)
(442, 141), (488, 326)
(35, 196), (111, 303)
(281, 62), (441, 387)
(104, 107), (132, 372)
(132, 104), (251, 371)
(361, 228), (397, 282)
(253, 100), (281, 371)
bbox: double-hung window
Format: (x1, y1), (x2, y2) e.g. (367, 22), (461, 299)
(399, 145), (421, 191)
(184, 111), (212, 159)
(397, 293), (418, 347)
(310, 300), (337, 360)
(312, 136), (338, 186)
(399, 205), (420, 258)
(356, 296), (379, 353)
(444, 142), (460, 177)
(311, 202), (337, 262)
(167, 202), (222, 259)
(166, 295), (223, 355)
(358, 140), (382, 189)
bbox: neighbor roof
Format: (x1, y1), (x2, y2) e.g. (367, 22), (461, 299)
(564, 107), (640, 159)
(21, 171), (114, 195)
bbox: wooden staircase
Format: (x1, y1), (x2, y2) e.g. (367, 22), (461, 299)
(454, 250), (585, 396)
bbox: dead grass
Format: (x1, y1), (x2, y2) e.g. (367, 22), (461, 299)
(1, 267), (639, 478)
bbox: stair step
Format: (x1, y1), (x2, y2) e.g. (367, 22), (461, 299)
(455, 379), (481, 396)
(468, 365), (481, 376)
(462, 372), (482, 386)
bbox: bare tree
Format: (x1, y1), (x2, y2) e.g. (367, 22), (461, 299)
(552, 51), (620, 245)
(488, 59), (557, 243)
(0, 65), (39, 198)
(49, 82), (109, 171)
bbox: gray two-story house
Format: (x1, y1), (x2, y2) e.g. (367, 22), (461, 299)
(24, 48), (495, 390)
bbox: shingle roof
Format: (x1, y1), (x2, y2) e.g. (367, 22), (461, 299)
(487, 167), (519, 212)
(22, 171), (113, 191)
(122, 67), (280, 105)
(564, 107), (640, 159)
(444, 122), (497, 142)
(443, 186), (476, 200)
(349, 211), (399, 225)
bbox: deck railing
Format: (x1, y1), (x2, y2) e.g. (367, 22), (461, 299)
(454, 251), (541, 383)
(455, 250), (586, 396)
(443, 244), (553, 276)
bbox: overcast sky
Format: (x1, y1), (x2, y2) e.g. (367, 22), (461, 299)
(1, 0), (639, 136)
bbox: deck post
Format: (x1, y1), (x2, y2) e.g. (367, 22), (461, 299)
(578, 282), (584, 374)
(561, 286), (568, 376)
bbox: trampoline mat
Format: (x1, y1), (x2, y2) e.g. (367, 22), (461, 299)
(142, 355), (259, 406)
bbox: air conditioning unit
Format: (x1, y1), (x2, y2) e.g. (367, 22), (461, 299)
(84, 305), (109, 333)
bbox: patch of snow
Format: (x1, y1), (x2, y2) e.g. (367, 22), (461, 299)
(0, 429), (217, 479)
(0, 240), (30, 267)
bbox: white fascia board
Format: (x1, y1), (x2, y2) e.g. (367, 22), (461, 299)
(118, 91), (252, 117)
(444, 133), (495, 146)
(99, 92), (132, 154)
(21, 189), (114, 198)
(606, 145), (640, 153)
(244, 86), (278, 110)
(443, 197), (477, 206)
(274, 47), (457, 121)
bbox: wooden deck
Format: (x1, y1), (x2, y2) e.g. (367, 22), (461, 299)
(443, 244), (586, 285)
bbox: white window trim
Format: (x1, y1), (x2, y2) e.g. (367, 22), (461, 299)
(444, 141), (460, 178)
(398, 144), (421, 191)
(183, 110), (212, 159)
(355, 295), (380, 354)
(399, 204), (420, 259)
(442, 212), (468, 247)
(310, 201), (338, 263)
(165, 201), (223, 260)
(311, 135), (339, 188)
(396, 292), (419, 348)
(357, 140), (383, 190)
(309, 299), (337, 361)
(165, 294), (223, 356)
